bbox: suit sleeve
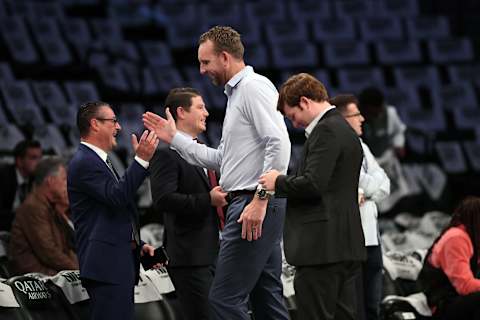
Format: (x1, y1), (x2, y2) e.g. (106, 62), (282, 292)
(150, 149), (211, 217)
(275, 124), (340, 199)
(72, 158), (147, 208)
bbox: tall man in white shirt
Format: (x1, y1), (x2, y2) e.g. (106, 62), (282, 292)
(331, 94), (390, 320)
(144, 26), (290, 320)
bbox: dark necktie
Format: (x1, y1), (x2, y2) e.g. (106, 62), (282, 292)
(106, 156), (140, 245)
(18, 182), (28, 203)
(194, 138), (226, 230)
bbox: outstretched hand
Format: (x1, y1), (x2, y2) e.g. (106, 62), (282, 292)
(143, 109), (177, 144)
(132, 130), (159, 162)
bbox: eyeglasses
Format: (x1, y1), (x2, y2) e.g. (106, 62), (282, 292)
(344, 112), (362, 118)
(96, 117), (118, 124)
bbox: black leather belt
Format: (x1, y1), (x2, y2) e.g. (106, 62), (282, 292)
(226, 190), (255, 203)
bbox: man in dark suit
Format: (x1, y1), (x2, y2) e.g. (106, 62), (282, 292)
(260, 73), (366, 320)
(67, 101), (159, 320)
(0, 139), (42, 231)
(150, 88), (227, 320)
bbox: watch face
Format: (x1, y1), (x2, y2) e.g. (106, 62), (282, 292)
(257, 189), (267, 199)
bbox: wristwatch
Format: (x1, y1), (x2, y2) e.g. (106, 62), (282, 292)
(256, 185), (274, 200)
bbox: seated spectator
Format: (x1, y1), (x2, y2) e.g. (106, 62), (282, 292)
(9, 156), (78, 276)
(419, 196), (480, 320)
(358, 87), (406, 159)
(0, 140), (42, 231)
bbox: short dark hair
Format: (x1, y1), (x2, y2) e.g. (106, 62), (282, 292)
(77, 101), (110, 138)
(13, 140), (41, 159)
(199, 26), (244, 60)
(330, 94), (359, 115)
(165, 88), (201, 122)
(277, 73), (329, 114)
(33, 156), (64, 186)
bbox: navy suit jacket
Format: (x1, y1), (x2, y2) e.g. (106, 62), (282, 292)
(67, 144), (148, 285)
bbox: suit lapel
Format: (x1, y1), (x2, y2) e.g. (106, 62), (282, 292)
(194, 165), (210, 189)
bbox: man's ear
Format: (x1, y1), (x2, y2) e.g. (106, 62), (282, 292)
(176, 106), (186, 120)
(298, 96), (310, 110)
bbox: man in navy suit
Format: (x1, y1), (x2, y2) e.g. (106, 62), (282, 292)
(67, 101), (159, 320)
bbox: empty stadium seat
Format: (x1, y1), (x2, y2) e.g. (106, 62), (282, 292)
(244, 43), (269, 69)
(430, 82), (478, 110)
(96, 64), (131, 93)
(435, 141), (468, 174)
(0, 125), (24, 152)
(359, 16), (403, 41)
(334, 1), (374, 18)
(32, 81), (68, 108)
(0, 63), (14, 83)
(150, 66), (184, 94)
(271, 41), (318, 69)
(401, 108), (446, 132)
(463, 142), (480, 172)
(376, 40), (422, 65)
(0, 106), (7, 126)
(48, 270), (89, 320)
(313, 17), (355, 41)
(428, 38), (474, 63)
(64, 81), (100, 105)
(406, 16), (450, 39)
(447, 64), (480, 84)
(377, 0), (418, 17)
(139, 41), (173, 67)
(199, 2), (242, 27)
(33, 124), (67, 155)
(383, 87), (422, 110)
(337, 67), (385, 92)
(289, 0), (330, 21)
(245, 0), (286, 23)
(265, 21), (309, 44)
(324, 41), (369, 67)
(393, 66), (442, 89)
(453, 108), (480, 130)
(1, 17), (39, 65)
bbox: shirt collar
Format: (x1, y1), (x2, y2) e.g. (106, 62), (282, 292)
(81, 141), (108, 163)
(15, 168), (26, 185)
(224, 66), (253, 97)
(305, 105), (336, 138)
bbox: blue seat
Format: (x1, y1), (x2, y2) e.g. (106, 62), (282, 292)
(96, 64), (131, 93)
(32, 81), (68, 108)
(0, 104), (7, 125)
(359, 16), (403, 41)
(166, 20), (203, 49)
(245, 0), (286, 23)
(271, 41), (317, 69)
(393, 66), (442, 89)
(0, 124), (24, 152)
(280, 70), (332, 90)
(244, 43), (269, 69)
(0, 81), (38, 113)
(90, 18), (124, 43)
(199, 2), (242, 27)
(337, 68), (385, 93)
(313, 17), (355, 41)
(377, 0), (418, 17)
(428, 38), (474, 63)
(139, 41), (173, 67)
(36, 35), (73, 66)
(447, 64), (480, 83)
(383, 87), (422, 110)
(288, 0), (330, 21)
(0, 63), (15, 82)
(1, 17), (39, 65)
(64, 81), (100, 105)
(265, 20), (308, 44)
(334, 1), (374, 18)
(453, 108), (480, 130)
(46, 104), (77, 127)
(406, 16), (450, 40)
(435, 141), (467, 174)
(122, 64), (159, 96)
(59, 18), (92, 59)
(430, 82), (478, 111)
(33, 124), (67, 155)
(401, 107), (446, 133)
(463, 142), (480, 172)
(376, 40), (422, 64)
(150, 66), (184, 94)
(324, 41), (369, 67)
